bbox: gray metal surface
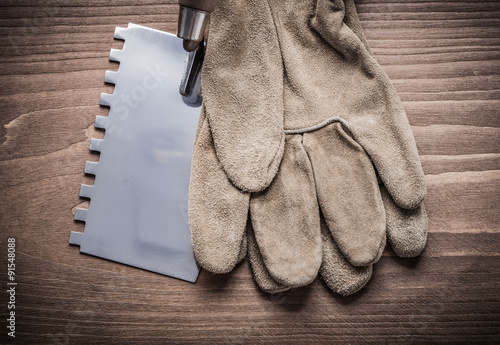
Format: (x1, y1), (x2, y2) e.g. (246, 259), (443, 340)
(179, 41), (204, 101)
(69, 23), (201, 283)
(177, 5), (209, 45)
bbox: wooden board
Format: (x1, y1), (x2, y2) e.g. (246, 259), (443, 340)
(0, 0), (499, 343)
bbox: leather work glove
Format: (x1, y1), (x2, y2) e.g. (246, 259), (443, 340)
(188, 0), (428, 294)
(191, 109), (374, 295)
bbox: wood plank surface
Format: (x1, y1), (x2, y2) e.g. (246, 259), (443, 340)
(0, 0), (499, 344)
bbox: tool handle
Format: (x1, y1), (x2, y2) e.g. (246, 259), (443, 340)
(179, 0), (217, 13)
(177, 0), (216, 51)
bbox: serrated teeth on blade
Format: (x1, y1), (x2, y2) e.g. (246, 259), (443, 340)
(69, 231), (84, 246)
(84, 161), (98, 175)
(89, 138), (103, 152)
(94, 116), (108, 129)
(104, 70), (118, 84)
(109, 48), (123, 62)
(99, 93), (114, 106)
(79, 184), (94, 199)
(114, 26), (127, 40)
(74, 208), (88, 222)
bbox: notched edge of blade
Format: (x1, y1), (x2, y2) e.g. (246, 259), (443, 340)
(69, 231), (84, 246)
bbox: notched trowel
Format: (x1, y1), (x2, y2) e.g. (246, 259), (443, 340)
(69, 22), (205, 283)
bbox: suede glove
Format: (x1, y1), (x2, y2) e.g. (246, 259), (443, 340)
(191, 109), (373, 294)
(189, 0), (427, 292)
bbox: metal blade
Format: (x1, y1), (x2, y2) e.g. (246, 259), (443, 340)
(70, 23), (200, 283)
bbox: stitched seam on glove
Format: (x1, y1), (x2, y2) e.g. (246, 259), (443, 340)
(284, 116), (350, 135)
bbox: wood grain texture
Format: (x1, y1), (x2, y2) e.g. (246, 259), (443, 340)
(0, 0), (499, 344)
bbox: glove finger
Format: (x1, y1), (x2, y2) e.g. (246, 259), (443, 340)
(310, 0), (373, 68)
(189, 109), (249, 273)
(203, 0), (284, 193)
(303, 122), (386, 267)
(380, 185), (428, 258)
(247, 223), (290, 294)
(319, 215), (373, 296)
(349, 92), (426, 211)
(250, 134), (322, 287)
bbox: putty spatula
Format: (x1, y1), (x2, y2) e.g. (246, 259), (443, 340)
(70, 24), (201, 283)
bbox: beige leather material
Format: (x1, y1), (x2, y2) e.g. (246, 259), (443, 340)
(189, 0), (428, 295)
